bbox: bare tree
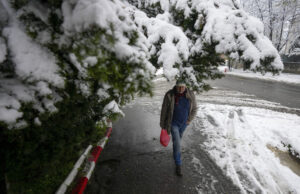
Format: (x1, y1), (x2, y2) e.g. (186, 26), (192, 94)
(241, 0), (300, 54)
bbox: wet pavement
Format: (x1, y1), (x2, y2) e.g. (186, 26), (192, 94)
(85, 107), (240, 194)
(85, 75), (300, 194)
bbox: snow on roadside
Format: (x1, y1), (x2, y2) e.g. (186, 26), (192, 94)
(126, 78), (300, 193)
(196, 103), (300, 193)
(227, 69), (300, 85)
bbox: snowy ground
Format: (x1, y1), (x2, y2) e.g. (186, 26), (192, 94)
(227, 68), (300, 85)
(196, 103), (300, 193)
(130, 75), (300, 194)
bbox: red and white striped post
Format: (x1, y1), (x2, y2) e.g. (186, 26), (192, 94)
(71, 123), (112, 194)
(56, 121), (113, 194)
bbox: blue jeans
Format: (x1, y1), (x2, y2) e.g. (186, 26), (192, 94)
(171, 124), (187, 166)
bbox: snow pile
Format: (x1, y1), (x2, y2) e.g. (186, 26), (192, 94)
(197, 103), (300, 193)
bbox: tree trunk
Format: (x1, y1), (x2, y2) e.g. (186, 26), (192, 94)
(283, 2), (299, 54)
(268, 0), (273, 41)
(254, 0), (265, 22)
(277, 4), (287, 51)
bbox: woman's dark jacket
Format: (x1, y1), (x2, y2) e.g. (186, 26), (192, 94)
(160, 86), (197, 134)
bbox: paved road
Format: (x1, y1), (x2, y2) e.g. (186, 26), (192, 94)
(208, 74), (300, 109)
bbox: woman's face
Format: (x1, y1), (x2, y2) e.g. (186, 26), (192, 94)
(176, 86), (186, 94)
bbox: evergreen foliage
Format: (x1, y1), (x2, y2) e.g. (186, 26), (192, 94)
(2, 0), (152, 193)
(3, 89), (106, 193)
(0, 0), (284, 193)
(133, 0), (282, 92)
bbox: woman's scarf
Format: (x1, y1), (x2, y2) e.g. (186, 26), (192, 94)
(175, 90), (186, 105)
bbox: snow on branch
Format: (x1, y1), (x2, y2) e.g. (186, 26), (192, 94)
(132, 9), (189, 79)
(0, 0), (284, 128)
(103, 100), (125, 117)
(134, 0), (283, 74)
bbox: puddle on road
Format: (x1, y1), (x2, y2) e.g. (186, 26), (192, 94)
(267, 144), (300, 176)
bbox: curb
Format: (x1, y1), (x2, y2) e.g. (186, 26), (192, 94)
(56, 122), (113, 194)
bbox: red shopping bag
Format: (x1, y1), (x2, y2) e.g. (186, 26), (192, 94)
(160, 129), (170, 147)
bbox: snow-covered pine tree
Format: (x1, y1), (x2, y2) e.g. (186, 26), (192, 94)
(129, 0), (283, 89)
(1, 0), (154, 192)
(0, 0), (283, 193)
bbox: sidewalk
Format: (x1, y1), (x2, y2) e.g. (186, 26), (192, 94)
(227, 69), (300, 85)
